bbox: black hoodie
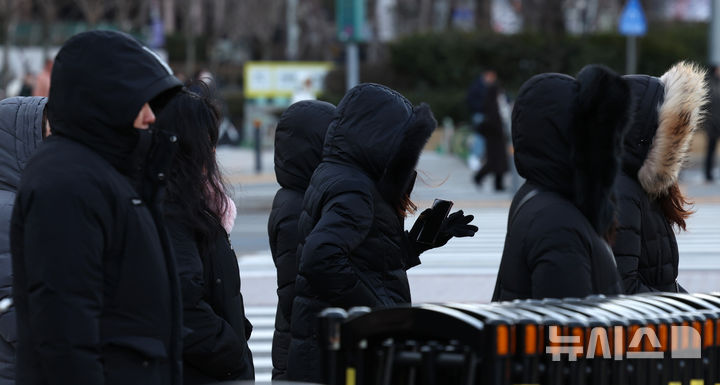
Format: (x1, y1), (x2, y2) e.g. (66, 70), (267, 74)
(10, 31), (183, 385)
(267, 100), (335, 380)
(287, 84), (436, 382)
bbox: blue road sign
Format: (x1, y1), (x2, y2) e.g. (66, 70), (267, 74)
(619, 0), (647, 36)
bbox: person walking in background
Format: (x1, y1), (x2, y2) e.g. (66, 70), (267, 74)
(492, 65), (630, 301)
(287, 84), (477, 382)
(473, 71), (508, 191)
(704, 65), (720, 182)
(613, 62), (707, 293)
(10, 31), (183, 385)
(160, 88), (254, 383)
(268, 100), (335, 380)
(466, 71), (488, 172)
(0, 97), (47, 385)
(31, 59), (52, 97)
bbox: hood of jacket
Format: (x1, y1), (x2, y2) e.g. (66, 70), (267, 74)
(624, 62), (707, 197)
(274, 100), (335, 191)
(323, 83), (436, 207)
(0, 96), (47, 192)
(47, 30), (182, 171)
(512, 65), (632, 234)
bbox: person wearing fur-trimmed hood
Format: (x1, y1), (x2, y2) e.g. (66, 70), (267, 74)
(287, 83), (477, 382)
(492, 65), (629, 301)
(612, 62), (708, 293)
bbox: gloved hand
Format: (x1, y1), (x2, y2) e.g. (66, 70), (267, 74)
(407, 209), (478, 255)
(436, 210), (478, 247)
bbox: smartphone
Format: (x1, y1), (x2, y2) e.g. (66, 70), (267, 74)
(416, 199), (453, 245)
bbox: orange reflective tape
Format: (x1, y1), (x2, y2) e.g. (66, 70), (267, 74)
(704, 320), (713, 348)
(682, 322), (690, 350)
(496, 325), (509, 356)
(692, 321), (702, 350)
(525, 325), (537, 355)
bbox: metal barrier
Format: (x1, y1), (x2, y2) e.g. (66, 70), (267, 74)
(319, 293), (720, 385)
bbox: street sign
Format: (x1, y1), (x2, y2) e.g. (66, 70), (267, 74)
(243, 61), (333, 98)
(336, 0), (366, 42)
(619, 0), (647, 36)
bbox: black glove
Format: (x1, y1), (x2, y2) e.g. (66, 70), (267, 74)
(407, 209), (477, 255)
(435, 210), (478, 246)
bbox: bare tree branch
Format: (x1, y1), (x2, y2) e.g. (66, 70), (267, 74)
(74, 0), (108, 28)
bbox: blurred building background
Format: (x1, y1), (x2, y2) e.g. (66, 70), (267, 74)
(0, 0), (714, 143)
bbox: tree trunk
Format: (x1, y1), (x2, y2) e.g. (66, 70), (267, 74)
(521, 0), (565, 35)
(474, 0), (491, 31)
(37, 0), (56, 61)
(184, 0), (196, 77)
(418, 0), (433, 32)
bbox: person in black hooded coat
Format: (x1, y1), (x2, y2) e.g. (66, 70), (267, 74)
(492, 65), (629, 301)
(287, 83), (477, 382)
(10, 31), (183, 385)
(267, 100), (335, 380)
(613, 62), (707, 293)
(161, 89), (254, 383)
(0, 96), (47, 385)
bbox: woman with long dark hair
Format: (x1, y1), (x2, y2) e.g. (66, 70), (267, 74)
(159, 89), (254, 383)
(613, 62), (707, 293)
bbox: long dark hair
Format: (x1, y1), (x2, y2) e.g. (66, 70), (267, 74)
(159, 86), (228, 252)
(659, 183), (694, 231)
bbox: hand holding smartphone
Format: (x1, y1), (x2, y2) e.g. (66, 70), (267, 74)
(415, 199), (453, 245)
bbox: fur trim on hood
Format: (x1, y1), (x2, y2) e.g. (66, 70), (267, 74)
(638, 61), (708, 197)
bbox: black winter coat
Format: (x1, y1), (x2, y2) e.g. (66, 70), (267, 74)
(268, 100), (334, 380)
(287, 84), (435, 383)
(492, 68), (627, 301)
(613, 173), (681, 293)
(166, 215), (254, 383)
(0, 97), (46, 385)
(612, 69), (707, 293)
(10, 31), (183, 385)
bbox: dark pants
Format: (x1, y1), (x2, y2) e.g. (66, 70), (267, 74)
(474, 166), (505, 191)
(706, 135), (718, 181)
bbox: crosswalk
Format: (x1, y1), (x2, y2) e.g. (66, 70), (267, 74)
(240, 204), (720, 382)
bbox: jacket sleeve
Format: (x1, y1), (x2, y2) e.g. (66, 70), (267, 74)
(15, 183), (106, 384)
(612, 194), (652, 294)
(527, 226), (595, 299)
(298, 183), (381, 308)
(166, 220), (250, 380)
(0, 193), (16, 349)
